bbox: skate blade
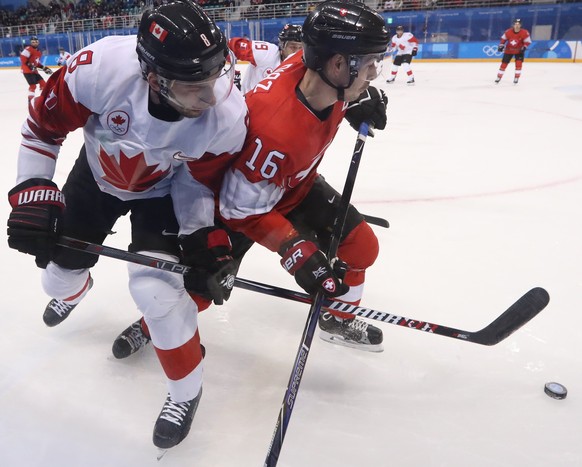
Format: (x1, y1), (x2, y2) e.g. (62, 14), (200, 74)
(319, 331), (384, 353)
(156, 448), (168, 461)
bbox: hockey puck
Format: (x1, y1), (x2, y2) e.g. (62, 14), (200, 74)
(544, 382), (567, 400)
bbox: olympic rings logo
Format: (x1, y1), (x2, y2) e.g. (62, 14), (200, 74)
(483, 45), (502, 57)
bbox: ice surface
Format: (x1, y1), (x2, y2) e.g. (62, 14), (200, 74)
(1, 61), (581, 467)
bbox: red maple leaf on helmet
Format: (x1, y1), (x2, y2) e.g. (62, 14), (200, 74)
(111, 114), (126, 125)
(98, 147), (170, 192)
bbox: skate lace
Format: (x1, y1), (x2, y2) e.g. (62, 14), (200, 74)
(48, 300), (74, 317)
(124, 323), (149, 350)
(159, 398), (191, 426)
(347, 318), (369, 335)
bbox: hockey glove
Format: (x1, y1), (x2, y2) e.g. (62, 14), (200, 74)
(498, 45), (505, 53)
(180, 227), (237, 305)
(344, 86), (388, 136)
(411, 48), (418, 57)
(7, 178), (65, 268)
(26, 62), (36, 72)
(520, 46), (527, 53)
(42, 66), (53, 75)
(279, 236), (348, 298)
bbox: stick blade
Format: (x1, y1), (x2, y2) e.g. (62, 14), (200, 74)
(474, 287), (550, 346)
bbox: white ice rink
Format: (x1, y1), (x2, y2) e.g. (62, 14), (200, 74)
(1, 60), (581, 467)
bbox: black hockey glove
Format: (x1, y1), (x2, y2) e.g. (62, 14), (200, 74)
(42, 66), (53, 75)
(344, 86), (388, 136)
(498, 45), (505, 53)
(26, 62), (36, 72)
(234, 70), (242, 91)
(520, 46), (527, 53)
(180, 227), (237, 305)
(279, 236), (348, 298)
(411, 48), (418, 57)
(7, 178), (65, 268)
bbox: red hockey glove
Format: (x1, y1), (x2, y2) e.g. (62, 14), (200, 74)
(7, 178), (65, 268)
(411, 48), (418, 56)
(279, 236), (348, 298)
(498, 45), (505, 53)
(344, 86), (388, 136)
(180, 227), (237, 305)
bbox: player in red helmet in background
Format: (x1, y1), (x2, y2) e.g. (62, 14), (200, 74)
(495, 19), (532, 84)
(19, 36), (53, 102)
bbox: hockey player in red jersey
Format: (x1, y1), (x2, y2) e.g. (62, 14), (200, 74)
(385, 25), (418, 85)
(228, 23), (303, 94)
(495, 19), (532, 84)
(7, 1), (246, 451)
(19, 36), (53, 102)
(219, 0), (390, 352)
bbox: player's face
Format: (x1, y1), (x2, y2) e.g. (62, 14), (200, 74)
(396, 30), (404, 37)
(157, 52), (235, 118)
(343, 53), (384, 101)
(281, 41), (302, 60)
(30, 39), (39, 48)
(166, 77), (220, 118)
(513, 23), (521, 32)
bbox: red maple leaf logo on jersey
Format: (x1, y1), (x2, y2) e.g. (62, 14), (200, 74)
(111, 115), (126, 125)
(98, 148), (170, 192)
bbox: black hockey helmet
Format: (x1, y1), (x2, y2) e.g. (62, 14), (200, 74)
(278, 24), (302, 49)
(395, 25), (404, 31)
(302, 0), (389, 72)
(136, 0), (228, 82)
(30, 35), (38, 41)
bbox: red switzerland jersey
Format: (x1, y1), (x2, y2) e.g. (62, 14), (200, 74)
(219, 51), (347, 252)
(500, 28), (532, 55)
(20, 45), (42, 74)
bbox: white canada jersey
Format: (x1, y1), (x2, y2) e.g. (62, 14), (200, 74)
(389, 32), (418, 56)
(17, 35), (248, 233)
(228, 38), (281, 94)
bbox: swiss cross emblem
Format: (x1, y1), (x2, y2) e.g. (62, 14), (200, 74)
(339, 8), (348, 16)
(510, 39), (517, 46)
(149, 21), (168, 42)
(107, 110), (130, 135)
(322, 278), (336, 293)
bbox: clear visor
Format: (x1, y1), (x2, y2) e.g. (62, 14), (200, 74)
(159, 50), (236, 116)
(349, 53), (385, 81)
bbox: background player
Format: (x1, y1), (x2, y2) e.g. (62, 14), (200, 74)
(495, 19), (532, 84)
(56, 46), (72, 66)
(228, 23), (302, 94)
(385, 25), (418, 85)
(19, 35), (52, 102)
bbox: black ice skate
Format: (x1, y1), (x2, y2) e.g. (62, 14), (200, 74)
(406, 77), (415, 85)
(513, 77), (519, 84)
(386, 77), (395, 84)
(112, 319), (151, 359)
(43, 277), (93, 327)
(318, 311), (384, 352)
(153, 388), (202, 450)
(495, 77), (502, 84)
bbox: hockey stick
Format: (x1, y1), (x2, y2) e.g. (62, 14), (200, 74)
(56, 236), (550, 346)
(362, 213), (389, 228)
(263, 122), (371, 467)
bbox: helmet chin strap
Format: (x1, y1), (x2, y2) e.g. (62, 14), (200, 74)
(317, 57), (359, 102)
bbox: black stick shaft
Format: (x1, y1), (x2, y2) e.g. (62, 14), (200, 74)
(57, 236), (549, 347)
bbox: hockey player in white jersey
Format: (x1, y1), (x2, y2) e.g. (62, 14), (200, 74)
(7, 0), (246, 451)
(56, 46), (72, 66)
(228, 23), (302, 94)
(385, 25), (418, 85)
